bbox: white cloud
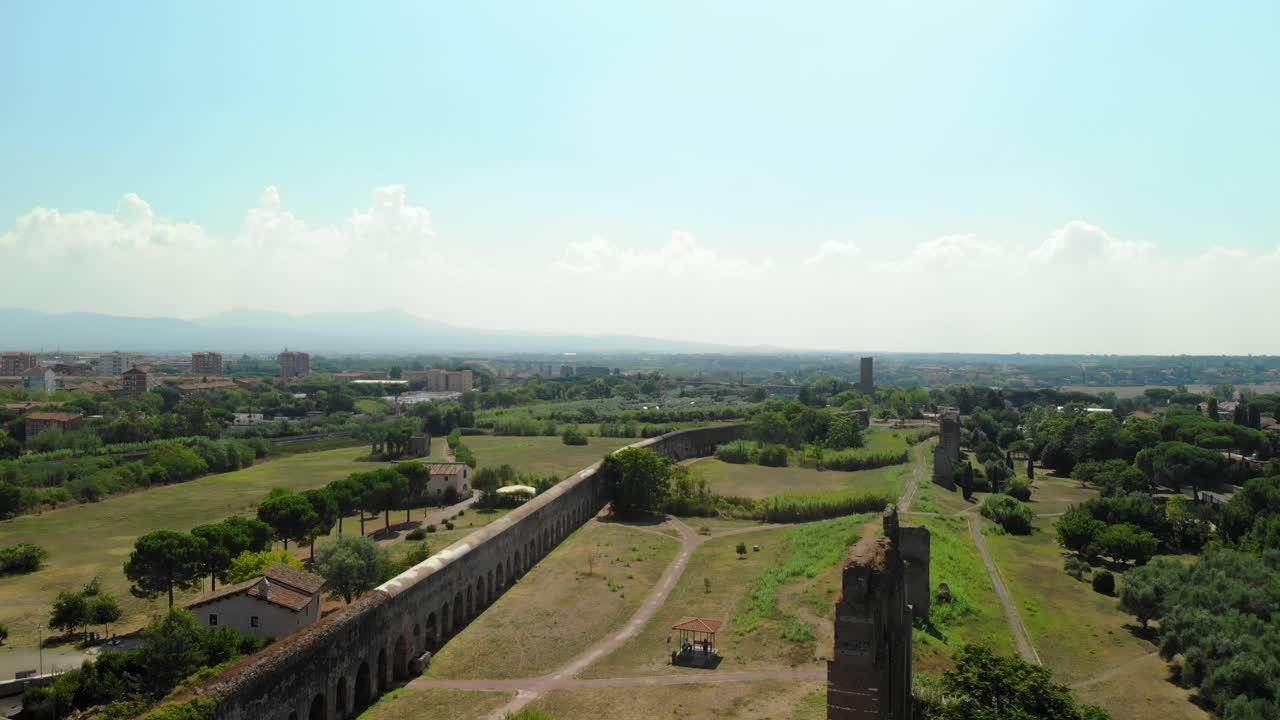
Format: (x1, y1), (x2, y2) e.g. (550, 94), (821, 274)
(1028, 220), (1151, 265)
(804, 240), (861, 265)
(1, 196), (1277, 354)
(551, 231), (770, 277)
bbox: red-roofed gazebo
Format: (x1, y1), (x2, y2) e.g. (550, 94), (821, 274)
(671, 617), (722, 667)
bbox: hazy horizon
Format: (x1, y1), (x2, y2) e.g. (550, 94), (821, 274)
(3, 3), (1279, 355)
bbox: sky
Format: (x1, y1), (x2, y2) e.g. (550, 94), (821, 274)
(2, 1), (1278, 355)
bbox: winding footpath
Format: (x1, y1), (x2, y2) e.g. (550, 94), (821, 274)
(965, 509), (1040, 665)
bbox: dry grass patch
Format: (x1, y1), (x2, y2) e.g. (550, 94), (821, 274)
(356, 687), (512, 720)
(1070, 653), (1208, 720)
(424, 521), (678, 680)
(532, 680), (822, 720)
(1024, 474), (1099, 515)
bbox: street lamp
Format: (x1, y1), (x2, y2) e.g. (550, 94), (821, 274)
(37, 624), (43, 676)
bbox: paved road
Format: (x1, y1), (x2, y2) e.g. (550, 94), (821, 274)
(966, 512), (1040, 665)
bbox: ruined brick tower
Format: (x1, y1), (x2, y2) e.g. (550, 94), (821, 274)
(859, 356), (875, 395)
(931, 409), (961, 490)
(827, 506), (929, 720)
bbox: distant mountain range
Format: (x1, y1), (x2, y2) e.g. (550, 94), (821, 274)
(0, 308), (772, 355)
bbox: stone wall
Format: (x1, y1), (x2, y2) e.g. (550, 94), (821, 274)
(201, 424), (745, 720)
(931, 409), (961, 490)
(827, 506), (925, 720)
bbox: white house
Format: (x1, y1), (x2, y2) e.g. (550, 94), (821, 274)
(186, 563), (325, 641)
(427, 462), (473, 501)
(22, 367), (56, 394)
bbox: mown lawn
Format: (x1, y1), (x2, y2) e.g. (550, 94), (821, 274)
(690, 460), (908, 500)
(464, 435), (635, 478)
(0, 446), (378, 645)
(424, 521), (678, 680)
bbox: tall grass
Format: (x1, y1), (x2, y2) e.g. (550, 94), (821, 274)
(735, 516), (864, 635)
(756, 489), (892, 523)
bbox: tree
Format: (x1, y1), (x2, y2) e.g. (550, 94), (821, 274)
(48, 589), (88, 639)
(327, 478), (357, 537)
(1234, 403), (1250, 426)
(225, 549), (304, 583)
(1093, 523), (1158, 565)
(1055, 509), (1106, 556)
(86, 592), (121, 640)
(750, 411), (792, 446)
(735, 541), (747, 559)
(599, 447), (673, 517)
(0, 624), (8, 644)
(315, 536), (387, 603)
(191, 523), (239, 591)
(302, 488), (339, 559)
(395, 461), (430, 521)
(362, 469), (408, 536)
(123, 531), (207, 607)
(389, 366), (402, 379)
(1142, 441), (1226, 499)
(928, 644), (1112, 719)
(256, 490), (319, 550)
(1118, 557), (1185, 630)
(824, 414), (865, 450)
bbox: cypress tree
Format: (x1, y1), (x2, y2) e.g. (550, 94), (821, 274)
(1207, 397), (1219, 421)
(1026, 457), (1035, 480)
(1248, 404), (1261, 430)
(1234, 403), (1249, 426)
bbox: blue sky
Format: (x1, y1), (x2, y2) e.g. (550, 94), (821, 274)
(2, 2), (1278, 353)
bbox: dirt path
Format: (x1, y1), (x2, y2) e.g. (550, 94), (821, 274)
(1070, 651), (1159, 690)
(966, 513), (1040, 665)
(473, 517), (787, 718)
(898, 443), (926, 513)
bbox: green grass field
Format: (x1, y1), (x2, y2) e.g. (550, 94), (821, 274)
(688, 459), (907, 499)
(982, 517), (1202, 719)
(0, 446), (378, 645)
(425, 521), (678, 680)
(464, 435), (635, 478)
(905, 515), (1016, 671)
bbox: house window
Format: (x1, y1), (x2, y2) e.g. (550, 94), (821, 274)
(250, 616), (259, 628)
(208, 614), (218, 626)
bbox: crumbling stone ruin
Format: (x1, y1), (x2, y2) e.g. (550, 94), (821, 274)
(827, 506), (930, 720)
(932, 409), (961, 490)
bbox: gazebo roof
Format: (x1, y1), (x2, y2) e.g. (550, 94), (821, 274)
(671, 617), (722, 633)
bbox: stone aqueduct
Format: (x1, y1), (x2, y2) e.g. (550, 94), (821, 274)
(201, 424), (746, 720)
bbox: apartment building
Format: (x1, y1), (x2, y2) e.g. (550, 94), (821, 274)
(279, 351), (311, 379)
(191, 352), (224, 375)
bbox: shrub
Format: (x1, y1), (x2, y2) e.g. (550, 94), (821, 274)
(1092, 570), (1115, 595)
(146, 698), (217, 720)
(757, 444), (789, 467)
(560, 426), (588, 446)
(1064, 556), (1091, 580)
(1006, 479), (1032, 502)
(406, 528), (427, 541)
(426, 524), (437, 533)
(980, 494), (1034, 535)
(0, 543), (48, 575)
(715, 441), (755, 464)
(445, 521), (455, 530)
